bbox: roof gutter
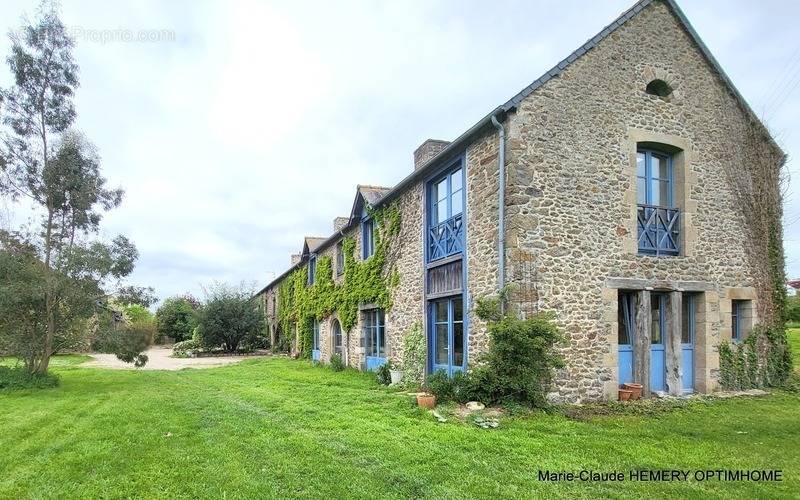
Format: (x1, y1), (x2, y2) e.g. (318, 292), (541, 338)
(491, 114), (507, 301)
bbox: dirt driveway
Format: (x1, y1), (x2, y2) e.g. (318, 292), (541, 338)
(83, 346), (265, 371)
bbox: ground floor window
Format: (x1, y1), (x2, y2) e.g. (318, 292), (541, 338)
(430, 295), (464, 375)
(332, 319), (342, 356)
(363, 309), (385, 370)
(731, 299), (748, 341)
(312, 320), (321, 361)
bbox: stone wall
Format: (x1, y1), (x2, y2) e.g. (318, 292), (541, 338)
(502, 0), (782, 402)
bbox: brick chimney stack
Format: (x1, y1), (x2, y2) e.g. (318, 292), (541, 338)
(414, 139), (450, 170)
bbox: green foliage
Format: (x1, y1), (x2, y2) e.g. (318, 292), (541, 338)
(123, 304), (153, 324)
(91, 318), (152, 368)
(471, 298), (565, 407)
(719, 324), (793, 390)
(401, 322), (425, 388)
(156, 297), (199, 342)
(116, 285), (157, 308)
(329, 354), (345, 372)
(376, 361), (392, 386)
(787, 295), (800, 323)
(277, 203), (401, 358)
(425, 370), (473, 403)
(172, 339), (202, 358)
(197, 284), (265, 352)
(0, 366), (59, 390)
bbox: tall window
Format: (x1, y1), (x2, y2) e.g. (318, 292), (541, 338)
(335, 241), (344, 276)
(731, 300), (748, 341)
(428, 163), (465, 261)
(636, 148), (679, 256)
(332, 320), (342, 356)
(307, 255), (316, 285)
(361, 219), (375, 259)
(637, 150), (672, 207)
(363, 309), (385, 358)
(311, 319), (321, 361)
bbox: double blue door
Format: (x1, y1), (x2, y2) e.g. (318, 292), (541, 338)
(618, 292), (694, 393)
(430, 296), (464, 376)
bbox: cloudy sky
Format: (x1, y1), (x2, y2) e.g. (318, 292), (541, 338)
(1, 0), (798, 304)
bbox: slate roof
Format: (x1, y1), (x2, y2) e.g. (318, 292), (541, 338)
(303, 236), (327, 255)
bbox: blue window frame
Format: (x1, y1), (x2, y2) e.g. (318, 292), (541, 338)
(618, 292), (635, 386)
(637, 149), (679, 256)
(427, 162), (464, 261)
(308, 255), (316, 285)
(312, 319), (321, 361)
(363, 309), (385, 370)
(429, 295), (464, 376)
(731, 300), (747, 341)
(361, 219), (375, 259)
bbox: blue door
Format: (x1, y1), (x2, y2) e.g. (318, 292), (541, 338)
(618, 292), (635, 386)
(311, 320), (321, 361)
(650, 294), (666, 392)
(681, 294), (695, 393)
(430, 296), (464, 376)
(363, 309), (386, 371)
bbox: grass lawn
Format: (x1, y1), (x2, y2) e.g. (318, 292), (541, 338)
(1, 357), (798, 499)
(788, 327), (800, 369)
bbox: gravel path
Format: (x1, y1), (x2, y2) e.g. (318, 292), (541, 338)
(83, 346), (265, 371)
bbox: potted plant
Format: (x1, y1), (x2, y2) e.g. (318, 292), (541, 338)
(389, 361), (404, 385)
(622, 383), (643, 400)
(417, 392), (436, 409)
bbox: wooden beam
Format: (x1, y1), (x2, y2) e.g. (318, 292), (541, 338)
(634, 291), (651, 397)
(605, 277), (715, 292)
(665, 291), (682, 396)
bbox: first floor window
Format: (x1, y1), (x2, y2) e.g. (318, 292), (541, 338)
(362, 219), (375, 259)
(363, 309), (385, 358)
(308, 255), (317, 285)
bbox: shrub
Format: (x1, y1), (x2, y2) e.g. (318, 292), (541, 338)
(196, 284), (264, 352)
(172, 339), (202, 358)
(92, 320), (151, 368)
(425, 370), (473, 403)
(156, 297), (200, 343)
(376, 361), (392, 386)
(329, 354), (345, 372)
(469, 295), (565, 408)
(0, 366), (59, 390)
(787, 295), (800, 323)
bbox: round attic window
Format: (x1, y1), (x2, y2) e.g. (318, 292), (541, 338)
(645, 79), (673, 98)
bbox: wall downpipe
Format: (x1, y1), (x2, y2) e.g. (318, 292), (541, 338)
(491, 114), (506, 308)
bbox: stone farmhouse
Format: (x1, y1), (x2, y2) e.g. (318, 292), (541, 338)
(255, 0), (785, 403)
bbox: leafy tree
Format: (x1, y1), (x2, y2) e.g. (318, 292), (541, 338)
(0, 2), (141, 374)
(156, 297), (199, 342)
(123, 304), (154, 324)
(116, 285), (157, 308)
(197, 284), (264, 352)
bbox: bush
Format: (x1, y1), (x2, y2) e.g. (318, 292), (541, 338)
(156, 297), (200, 343)
(0, 366), (59, 390)
(376, 361), (392, 385)
(196, 284), (264, 352)
(329, 354), (345, 372)
(172, 339), (202, 358)
(787, 295), (800, 323)
(92, 320), (151, 368)
(466, 300), (564, 407)
(425, 370), (473, 403)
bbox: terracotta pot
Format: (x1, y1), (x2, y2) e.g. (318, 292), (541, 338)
(618, 389), (633, 402)
(417, 393), (437, 409)
(623, 383), (643, 400)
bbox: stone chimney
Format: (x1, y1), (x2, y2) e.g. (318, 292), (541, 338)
(333, 216), (349, 232)
(414, 139), (450, 170)
(290, 254), (301, 266)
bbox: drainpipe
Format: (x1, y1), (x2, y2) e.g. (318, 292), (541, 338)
(491, 114), (506, 302)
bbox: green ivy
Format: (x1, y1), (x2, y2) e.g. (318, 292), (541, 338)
(277, 203), (401, 358)
(718, 324), (793, 390)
